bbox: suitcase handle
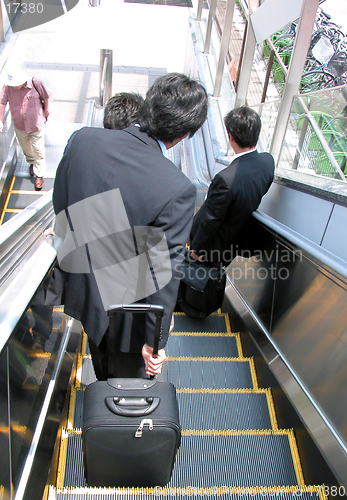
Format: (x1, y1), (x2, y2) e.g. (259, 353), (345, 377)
(105, 396), (160, 417)
(108, 303), (164, 356)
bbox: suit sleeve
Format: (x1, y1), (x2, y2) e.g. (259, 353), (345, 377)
(190, 174), (230, 254)
(52, 131), (79, 220)
(144, 181), (196, 348)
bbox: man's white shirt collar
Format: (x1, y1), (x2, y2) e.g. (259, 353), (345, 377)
(230, 148), (256, 163)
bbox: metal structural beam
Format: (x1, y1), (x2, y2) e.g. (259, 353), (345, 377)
(234, 0), (259, 107)
(213, 0), (237, 97)
(0, 1), (5, 43)
(270, 0), (320, 164)
(204, 0), (217, 54)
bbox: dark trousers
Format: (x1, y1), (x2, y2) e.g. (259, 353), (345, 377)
(88, 329), (147, 381)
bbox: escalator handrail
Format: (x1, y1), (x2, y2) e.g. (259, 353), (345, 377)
(253, 209), (347, 282)
(0, 234), (61, 354)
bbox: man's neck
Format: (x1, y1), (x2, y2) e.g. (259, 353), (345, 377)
(232, 144), (254, 155)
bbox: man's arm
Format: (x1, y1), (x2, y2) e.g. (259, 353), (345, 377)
(190, 174), (230, 254)
(44, 98), (50, 120)
(0, 85), (9, 133)
(0, 104), (6, 132)
(144, 181), (196, 349)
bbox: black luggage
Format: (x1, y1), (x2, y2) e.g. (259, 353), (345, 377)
(177, 250), (226, 318)
(82, 303), (181, 487)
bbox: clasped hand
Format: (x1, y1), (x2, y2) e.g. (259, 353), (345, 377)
(142, 343), (167, 376)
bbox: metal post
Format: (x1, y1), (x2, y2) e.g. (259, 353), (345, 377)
(196, 0), (204, 21)
(270, 0), (320, 165)
(213, 0), (236, 97)
(261, 48), (274, 103)
(99, 49), (113, 107)
(234, 18), (247, 92)
(234, 20), (256, 107)
(204, 0), (217, 54)
(0, 0), (5, 42)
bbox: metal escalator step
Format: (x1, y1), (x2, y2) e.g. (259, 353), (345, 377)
(58, 430), (86, 488)
(57, 429), (303, 490)
(7, 193), (44, 209)
(165, 358), (257, 389)
(173, 313), (230, 333)
(53, 486), (323, 499)
(75, 356), (97, 388)
(177, 389), (276, 430)
(169, 430), (303, 488)
(166, 333), (241, 358)
(68, 387), (85, 429)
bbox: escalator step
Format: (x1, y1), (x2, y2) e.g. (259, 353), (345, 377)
(170, 431), (302, 488)
(7, 193), (43, 209)
(177, 390), (275, 430)
(66, 388), (275, 431)
(75, 357), (97, 388)
(60, 431), (86, 488)
(173, 313), (229, 333)
(59, 430), (302, 489)
(166, 333), (240, 358)
(165, 358), (256, 389)
(54, 488), (322, 500)
(68, 387), (85, 428)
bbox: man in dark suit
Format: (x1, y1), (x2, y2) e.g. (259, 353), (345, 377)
(190, 106), (275, 266)
(53, 73), (208, 380)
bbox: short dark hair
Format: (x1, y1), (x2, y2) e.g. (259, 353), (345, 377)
(138, 73), (208, 143)
(224, 106), (261, 148)
(103, 92), (144, 130)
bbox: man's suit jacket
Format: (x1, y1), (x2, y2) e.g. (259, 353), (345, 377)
(190, 150), (274, 265)
(53, 125), (196, 349)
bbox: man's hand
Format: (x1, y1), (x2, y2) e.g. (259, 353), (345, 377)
(190, 250), (204, 262)
(142, 344), (167, 376)
(0, 121), (3, 133)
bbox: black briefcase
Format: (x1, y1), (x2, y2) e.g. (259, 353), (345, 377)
(82, 304), (181, 487)
(177, 251), (226, 318)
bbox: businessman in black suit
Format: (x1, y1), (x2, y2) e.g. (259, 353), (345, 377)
(53, 73), (208, 379)
(190, 106), (275, 266)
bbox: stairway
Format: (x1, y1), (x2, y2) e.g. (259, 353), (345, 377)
(48, 311), (326, 500)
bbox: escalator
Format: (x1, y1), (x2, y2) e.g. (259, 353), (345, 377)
(0, 103), (346, 500)
(0, 120), (80, 226)
(51, 311), (324, 500)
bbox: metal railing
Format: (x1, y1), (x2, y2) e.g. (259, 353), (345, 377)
(99, 49), (113, 106)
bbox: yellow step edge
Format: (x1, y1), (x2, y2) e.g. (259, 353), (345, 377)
(75, 353), (83, 388)
(51, 485), (328, 498)
(80, 330), (88, 356)
(0, 177), (15, 225)
(9, 189), (45, 195)
(288, 428), (305, 487)
(174, 311), (224, 317)
(167, 356), (250, 361)
(170, 331), (237, 337)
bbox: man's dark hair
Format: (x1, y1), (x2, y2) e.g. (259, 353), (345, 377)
(103, 92), (144, 130)
(224, 106), (261, 148)
(138, 73), (208, 143)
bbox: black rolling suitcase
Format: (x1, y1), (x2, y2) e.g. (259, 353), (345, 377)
(82, 304), (181, 487)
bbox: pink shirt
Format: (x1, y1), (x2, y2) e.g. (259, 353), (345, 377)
(0, 79), (49, 133)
